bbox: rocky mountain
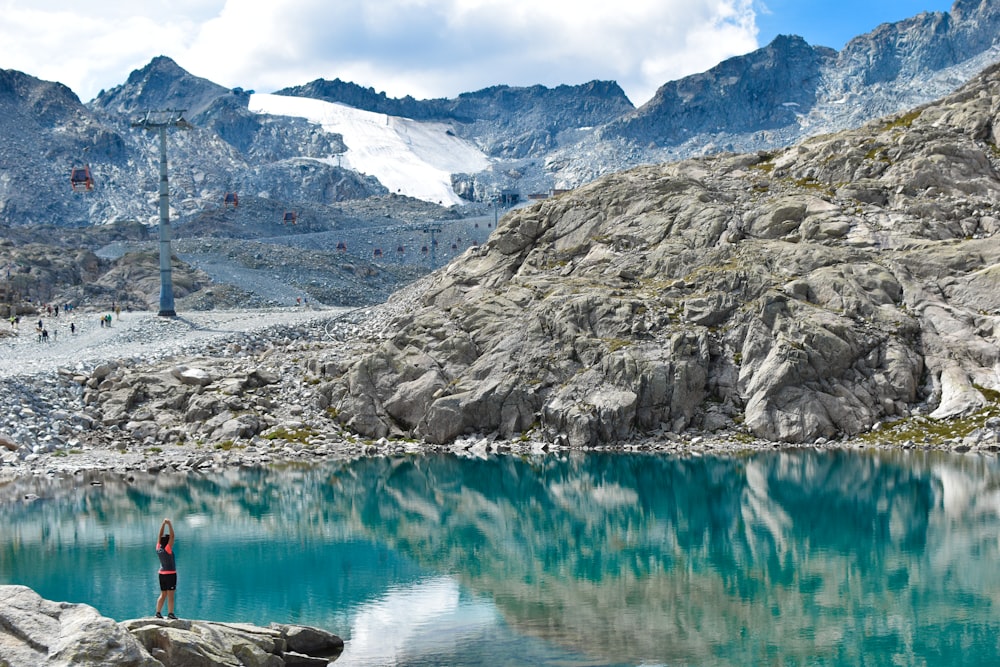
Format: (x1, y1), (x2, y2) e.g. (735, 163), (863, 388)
(549, 0), (1000, 184)
(1, 1), (999, 312)
(1, 1), (994, 235)
(321, 60), (1000, 446)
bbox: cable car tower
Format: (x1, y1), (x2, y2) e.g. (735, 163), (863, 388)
(131, 109), (192, 317)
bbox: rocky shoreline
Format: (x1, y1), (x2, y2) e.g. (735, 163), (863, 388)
(2, 288), (999, 488)
(5, 65), (1000, 469)
(0, 585), (343, 667)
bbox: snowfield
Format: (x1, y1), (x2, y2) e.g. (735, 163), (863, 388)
(249, 93), (491, 206)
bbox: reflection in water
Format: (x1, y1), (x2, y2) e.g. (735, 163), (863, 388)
(1, 450), (1000, 666)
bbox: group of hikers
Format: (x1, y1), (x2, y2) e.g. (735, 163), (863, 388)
(5, 302), (125, 342)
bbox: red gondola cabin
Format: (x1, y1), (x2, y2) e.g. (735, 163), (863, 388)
(224, 192), (239, 208)
(70, 166), (94, 193)
(283, 211), (297, 225)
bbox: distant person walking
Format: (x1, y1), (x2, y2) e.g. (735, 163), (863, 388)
(154, 518), (178, 620)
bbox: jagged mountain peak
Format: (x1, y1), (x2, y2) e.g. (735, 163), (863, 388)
(0, 69), (88, 131)
(91, 55), (231, 117)
(952, 0), (995, 21)
(598, 33), (833, 147)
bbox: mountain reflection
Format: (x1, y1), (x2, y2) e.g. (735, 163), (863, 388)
(2, 450), (999, 666)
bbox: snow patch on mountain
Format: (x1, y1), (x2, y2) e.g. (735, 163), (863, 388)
(248, 93), (490, 206)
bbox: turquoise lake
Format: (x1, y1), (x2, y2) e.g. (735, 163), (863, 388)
(2, 450), (999, 666)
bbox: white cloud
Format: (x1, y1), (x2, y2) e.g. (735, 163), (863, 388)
(0, 0), (759, 105)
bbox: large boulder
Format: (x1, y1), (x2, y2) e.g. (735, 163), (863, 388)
(0, 585), (344, 667)
(0, 585), (158, 667)
(122, 619), (343, 667)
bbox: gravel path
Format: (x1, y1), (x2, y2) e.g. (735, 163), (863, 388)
(0, 307), (352, 380)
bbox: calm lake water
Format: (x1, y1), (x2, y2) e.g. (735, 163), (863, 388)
(2, 450), (999, 666)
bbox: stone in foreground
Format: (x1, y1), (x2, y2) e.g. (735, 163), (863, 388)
(0, 585), (343, 667)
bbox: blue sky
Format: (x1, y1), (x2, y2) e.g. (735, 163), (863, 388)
(0, 1), (962, 107)
(756, 0), (954, 49)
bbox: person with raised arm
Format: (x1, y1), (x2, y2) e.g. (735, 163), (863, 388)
(154, 518), (178, 619)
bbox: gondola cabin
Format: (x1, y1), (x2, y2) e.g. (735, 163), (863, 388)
(336, 241), (347, 252)
(282, 211), (297, 225)
(70, 166), (94, 193)
(396, 246), (405, 254)
(373, 248), (383, 258)
(224, 192), (239, 209)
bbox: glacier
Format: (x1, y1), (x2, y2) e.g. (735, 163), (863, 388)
(248, 93), (490, 206)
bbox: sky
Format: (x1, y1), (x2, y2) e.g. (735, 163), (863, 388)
(0, 0), (956, 108)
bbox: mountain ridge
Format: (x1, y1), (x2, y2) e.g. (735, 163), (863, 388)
(0, 0), (998, 233)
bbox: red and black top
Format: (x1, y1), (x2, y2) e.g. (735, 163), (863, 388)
(156, 542), (176, 575)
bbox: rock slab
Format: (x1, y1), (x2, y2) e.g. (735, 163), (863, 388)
(0, 585), (343, 667)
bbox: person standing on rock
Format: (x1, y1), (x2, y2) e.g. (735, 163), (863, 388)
(154, 518), (178, 620)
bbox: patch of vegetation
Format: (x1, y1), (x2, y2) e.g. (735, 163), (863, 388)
(859, 386), (1000, 446)
(864, 146), (891, 163)
(148, 447), (162, 453)
(604, 338), (633, 352)
(881, 109), (921, 131)
(794, 177), (826, 190)
(215, 440), (235, 451)
(264, 426), (318, 444)
(726, 431), (757, 445)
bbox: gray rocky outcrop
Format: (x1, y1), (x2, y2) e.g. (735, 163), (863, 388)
(324, 61), (1000, 445)
(0, 585), (343, 667)
(0, 585), (158, 667)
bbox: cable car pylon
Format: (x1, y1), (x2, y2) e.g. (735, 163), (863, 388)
(131, 109), (192, 317)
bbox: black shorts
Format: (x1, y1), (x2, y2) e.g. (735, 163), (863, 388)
(159, 573), (177, 591)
